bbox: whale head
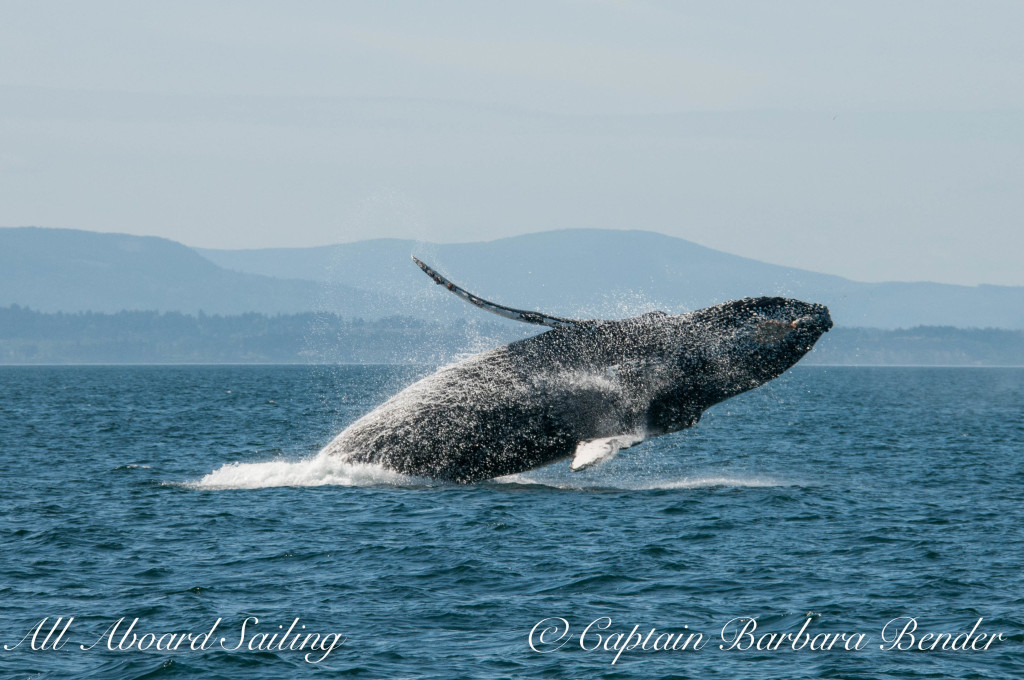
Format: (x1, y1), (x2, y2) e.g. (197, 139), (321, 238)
(644, 297), (831, 434)
(692, 296), (832, 398)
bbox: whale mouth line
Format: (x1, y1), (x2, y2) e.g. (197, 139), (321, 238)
(788, 310), (833, 332)
(790, 316), (811, 329)
(790, 315), (830, 331)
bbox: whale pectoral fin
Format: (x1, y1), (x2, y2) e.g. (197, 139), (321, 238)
(570, 434), (644, 472)
(412, 256), (594, 330)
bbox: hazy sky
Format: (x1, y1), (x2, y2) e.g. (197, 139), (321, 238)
(2, 1), (1022, 285)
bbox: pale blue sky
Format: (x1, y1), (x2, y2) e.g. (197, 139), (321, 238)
(1, 1), (1022, 285)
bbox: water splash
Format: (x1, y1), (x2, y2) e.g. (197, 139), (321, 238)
(190, 453), (425, 490)
(189, 452), (795, 492)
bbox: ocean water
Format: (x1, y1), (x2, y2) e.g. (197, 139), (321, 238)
(1, 365), (1021, 679)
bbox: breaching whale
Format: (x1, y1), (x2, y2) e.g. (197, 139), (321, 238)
(321, 258), (833, 483)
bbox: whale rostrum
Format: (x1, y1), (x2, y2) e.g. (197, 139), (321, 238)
(321, 257), (833, 483)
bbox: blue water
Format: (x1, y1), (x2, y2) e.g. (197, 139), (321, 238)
(1, 365), (1022, 679)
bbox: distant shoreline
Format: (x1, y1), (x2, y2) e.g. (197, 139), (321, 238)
(1, 306), (1021, 367)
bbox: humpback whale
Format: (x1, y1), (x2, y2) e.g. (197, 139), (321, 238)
(321, 258), (833, 483)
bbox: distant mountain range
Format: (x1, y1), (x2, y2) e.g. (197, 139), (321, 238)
(0, 227), (391, 316)
(2, 226), (1022, 329)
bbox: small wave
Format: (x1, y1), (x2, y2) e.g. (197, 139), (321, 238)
(189, 454), (423, 490)
(647, 475), (793, 490)
(495, 473), (796, 491)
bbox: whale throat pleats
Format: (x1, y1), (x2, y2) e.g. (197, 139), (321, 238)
(412, 256), (592, 330)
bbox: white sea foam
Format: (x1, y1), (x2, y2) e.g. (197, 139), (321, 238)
(190, 453), (423, 490)
(191, 455), (796, 491)
(495, 472), (795, 491)
(190, 451), (794, 492)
